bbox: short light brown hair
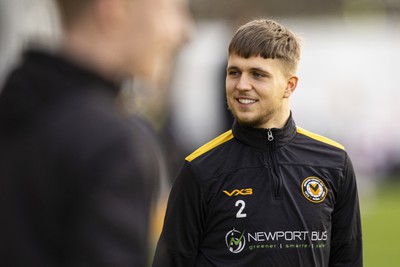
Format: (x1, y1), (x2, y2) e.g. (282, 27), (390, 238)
(54, 0), (95, 29)
(228, 19), (301, 75)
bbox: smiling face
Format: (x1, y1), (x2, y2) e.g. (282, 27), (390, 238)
(226, 54), (298, 129)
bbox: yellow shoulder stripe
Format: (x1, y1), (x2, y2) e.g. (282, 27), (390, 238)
(185, 130), (234, 162)
(296, 127), (345, 150)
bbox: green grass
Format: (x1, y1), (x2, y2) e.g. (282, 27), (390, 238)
(361, 180), (400, 267)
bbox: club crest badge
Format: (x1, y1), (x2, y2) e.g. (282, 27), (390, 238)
(301, 176), (328, 203)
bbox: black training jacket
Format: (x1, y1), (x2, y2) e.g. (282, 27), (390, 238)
(153, 115), (362, 267)
(0, 50), (157, 267)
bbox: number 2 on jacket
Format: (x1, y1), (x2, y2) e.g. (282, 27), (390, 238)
(235, 200), (247, 218)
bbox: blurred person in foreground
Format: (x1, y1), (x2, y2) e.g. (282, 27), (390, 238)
(153, 19), (362, 267)
(0, 0), (191, 266)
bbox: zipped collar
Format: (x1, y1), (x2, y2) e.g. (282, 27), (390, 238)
(232, 113), (297, 150)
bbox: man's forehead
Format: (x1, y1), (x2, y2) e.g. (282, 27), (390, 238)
(227, 54), (283, 70)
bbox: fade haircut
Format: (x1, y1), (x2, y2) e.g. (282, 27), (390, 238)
(228, 19), (301, 75)
(54, 0), (95, 29)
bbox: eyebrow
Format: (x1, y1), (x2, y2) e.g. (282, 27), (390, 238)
(227, 66), (273, 77)
(226, 65), (239, 71)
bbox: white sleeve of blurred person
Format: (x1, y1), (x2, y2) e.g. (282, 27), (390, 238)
(0, 0), (60, 90)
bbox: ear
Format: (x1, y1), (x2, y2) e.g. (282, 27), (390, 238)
(284, 76), (298, 98)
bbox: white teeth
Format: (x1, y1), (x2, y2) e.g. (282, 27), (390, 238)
(238, 98), (256, 104)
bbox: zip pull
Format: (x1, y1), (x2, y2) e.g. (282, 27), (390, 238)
(267, 129), (274, 141)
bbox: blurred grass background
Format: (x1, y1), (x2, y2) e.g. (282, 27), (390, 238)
(361, 178), (400, 267)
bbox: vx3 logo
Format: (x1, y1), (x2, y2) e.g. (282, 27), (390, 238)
(223, 188), (253, 197)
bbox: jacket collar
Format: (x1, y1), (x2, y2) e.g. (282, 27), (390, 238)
(24, 49), (121, 95)
(0, 49), (122, 126)
(232, 112), (297, 150)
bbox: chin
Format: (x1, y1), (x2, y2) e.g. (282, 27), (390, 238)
(229, 105), (264, 128)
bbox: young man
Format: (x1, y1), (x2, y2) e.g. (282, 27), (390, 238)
(153, 19), (363, 266)
(0, 0), (191, 266)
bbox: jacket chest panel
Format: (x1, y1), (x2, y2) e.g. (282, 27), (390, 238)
(207, 169), (333, 224)
(201, 165), (335, 259)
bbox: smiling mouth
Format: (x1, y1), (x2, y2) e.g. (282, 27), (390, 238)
(237, 98), (257, 104)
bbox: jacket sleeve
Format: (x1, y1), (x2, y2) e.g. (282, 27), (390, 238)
(329, 153), (363, 267)
(152, 161), (206, 267)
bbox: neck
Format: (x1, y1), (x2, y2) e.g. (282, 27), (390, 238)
(261, 106), (291, 129)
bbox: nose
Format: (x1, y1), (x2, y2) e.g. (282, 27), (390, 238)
(236, 74), (252, 91)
